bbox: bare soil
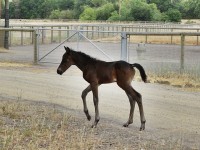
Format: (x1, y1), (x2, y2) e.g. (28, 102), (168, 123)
(0, 64), (200, 149)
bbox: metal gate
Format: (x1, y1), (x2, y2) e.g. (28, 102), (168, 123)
(36, 29), (126, 64)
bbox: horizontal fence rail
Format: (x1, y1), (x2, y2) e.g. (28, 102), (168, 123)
(1, 22), (200, 46)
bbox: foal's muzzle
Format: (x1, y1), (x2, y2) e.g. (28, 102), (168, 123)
(57, 68), (63, 75)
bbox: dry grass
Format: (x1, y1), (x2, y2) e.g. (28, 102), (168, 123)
(0, 62), (31, 68)
(0, 48), (9, 53)
(134, 70), (200, 92)
(1, 99), (194, 150)
(0, 100), (102, 150)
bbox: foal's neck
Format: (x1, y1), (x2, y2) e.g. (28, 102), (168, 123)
(72, 51), (96, 71)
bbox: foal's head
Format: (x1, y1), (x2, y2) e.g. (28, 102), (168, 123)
(57, 46), (74, 75)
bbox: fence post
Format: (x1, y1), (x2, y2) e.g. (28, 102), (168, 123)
(145, 28), (148, 43)
(59, 26), (61, 43)
(197, 29), (199, 45)
(42, 26), (44, 44)
(171, 28), (173, 44)
(121, 32), (128, 61)
(21, 26), (23, 45)
(51, 27), (53, 43)
(180, 34), (185, 73)
(34, 30), (39, 64)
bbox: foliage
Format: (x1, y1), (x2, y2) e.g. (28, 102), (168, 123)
(120, 0), (162, 21)
(180, 0), (200, 19)
(165, 8), (181, 22)
(96, 3), (115, 20)
(7, 0), (200, 21)
(49, 10), (61, 19)
(16, 0), (56, 19)
(49, 9), (75, 19)
(108, 11), (120, 21)
(79, 6), (97, 20)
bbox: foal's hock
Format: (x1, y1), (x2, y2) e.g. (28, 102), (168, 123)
(57, 46), (147, 130)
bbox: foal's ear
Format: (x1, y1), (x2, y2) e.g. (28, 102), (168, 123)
(64, 46), (70, 54)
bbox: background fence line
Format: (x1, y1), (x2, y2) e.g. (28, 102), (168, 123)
(1, 24), (199, 46)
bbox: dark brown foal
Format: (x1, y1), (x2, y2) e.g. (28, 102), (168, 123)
(57, 46), (147, 130)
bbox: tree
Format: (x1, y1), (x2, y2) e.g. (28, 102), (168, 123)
(79, 6), (97, 20)
(49, 10), (61, 19)
(181, 0), (200, 19)
(166, 8), (181, 22)
(131, 2), (152, 21)
(89, 0), (107, 7)
(149, 0), (174, 12)
(149, 3), (162, 21)
(121, 0), (162, 21)
(96, 3), (115, 20)
(120, 0), (134, 21)
(57, 0), (74, 10)
(18, 0), (56, 18)
(108, 11), (120, 21)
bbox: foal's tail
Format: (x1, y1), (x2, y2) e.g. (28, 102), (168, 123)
(132, 63), (147, 83)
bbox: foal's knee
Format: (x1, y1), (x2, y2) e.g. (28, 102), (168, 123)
(81, 91), (86, 99)
(135, 93), (142, 105)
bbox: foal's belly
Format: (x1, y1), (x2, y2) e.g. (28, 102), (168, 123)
(97, 69), (116, 84)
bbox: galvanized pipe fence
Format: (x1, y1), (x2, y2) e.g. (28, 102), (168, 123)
(0, 27), (200, 75)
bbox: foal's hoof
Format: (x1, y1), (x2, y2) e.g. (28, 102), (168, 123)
(123, 121), (132, 127)
(140, 122), (146, 131)
(87, 115), (91, 121)
(123, 123), (129, 127)
(91, 124), (96, 128)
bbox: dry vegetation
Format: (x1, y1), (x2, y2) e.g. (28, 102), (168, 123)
(132, 69), (200, 92)
(147, 72), (200, 91)
(0, 100), (102, 149)
(0, 99), (192, 150)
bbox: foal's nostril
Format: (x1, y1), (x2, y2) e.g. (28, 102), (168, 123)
(57, 68), (63, 75)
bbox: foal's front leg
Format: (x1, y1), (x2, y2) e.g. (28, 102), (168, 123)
(81, 85), (92, 121)
(90, 83), (100, 128)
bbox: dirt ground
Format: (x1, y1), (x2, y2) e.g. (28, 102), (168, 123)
(0, 64), (200, 149)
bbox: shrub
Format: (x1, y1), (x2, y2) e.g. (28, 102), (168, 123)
(79, 6), (97, 20)
(166, 8), (182, 22)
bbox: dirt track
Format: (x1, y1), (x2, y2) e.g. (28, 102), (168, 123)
(0, 65), (200, 149)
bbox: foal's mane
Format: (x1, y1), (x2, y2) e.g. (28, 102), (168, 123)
(71, 48), (102, 63)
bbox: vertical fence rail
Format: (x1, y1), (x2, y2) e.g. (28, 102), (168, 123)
(180, 34), (185, 73)
(121, 32), (128, 61)
(34, 30), (39, 64)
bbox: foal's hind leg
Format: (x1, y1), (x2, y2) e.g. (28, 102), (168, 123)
(123, 92), (136, 127)
(128, 87), (146, 130)
(118, 83), (146, 130)
(81, 85), (92, 121)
